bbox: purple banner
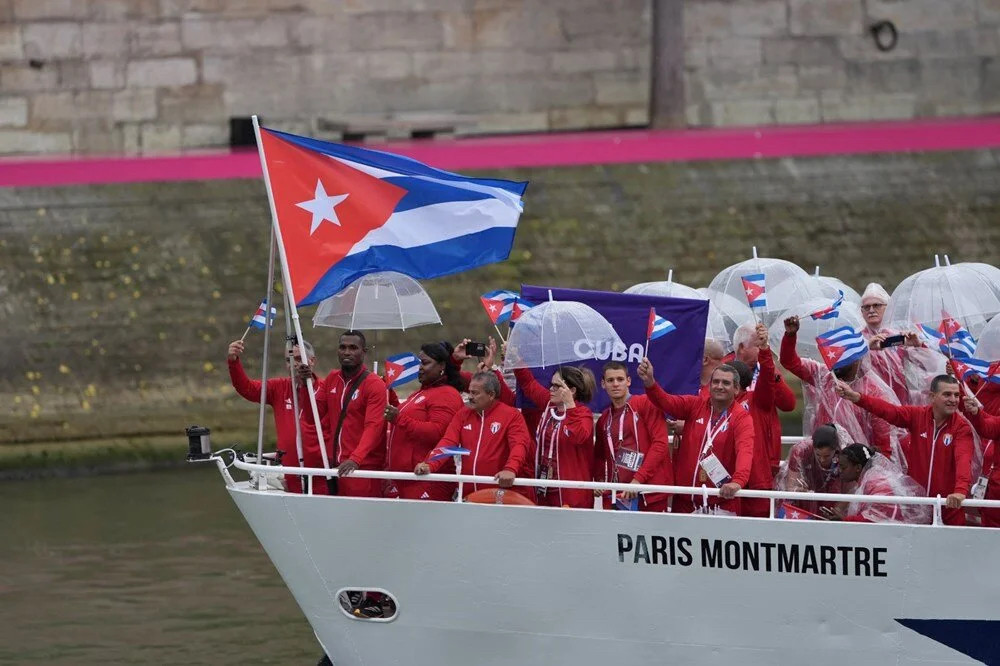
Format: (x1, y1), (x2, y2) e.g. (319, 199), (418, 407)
(518, 285), (709, 413)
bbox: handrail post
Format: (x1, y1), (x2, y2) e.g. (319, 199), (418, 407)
(768, 497), (775, 519)
(933, 495), (942, 525)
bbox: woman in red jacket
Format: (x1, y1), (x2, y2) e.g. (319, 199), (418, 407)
(514, 365), (597, 508)
(383, 342), (466, 501)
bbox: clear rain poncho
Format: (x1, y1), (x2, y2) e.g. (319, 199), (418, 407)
(774, 424), (851, 514)
(780, 341), (908, 470)
(860, 326), (947, 406)
(847, 453), (931, 524)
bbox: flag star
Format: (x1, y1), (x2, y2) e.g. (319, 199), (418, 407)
(489, 304), (497, 312)
(789, 511), (799, 519)
(295, 179), (349, 235)
(746, 288), (754, 296)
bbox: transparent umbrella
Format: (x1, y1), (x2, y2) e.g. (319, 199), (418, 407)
(810, 266), (862, 305)
(312, 271), (441, 330)
(707, 248), (827, 327)
(942, 256), (1000, 303)
(699, 287), (755, 348)
(503, 300), (624, 369)
(975, 315), (1000, 362)
(767, 297), (866, 363)
(884, 260), (1000, 340)
(626, 272), (730, 350)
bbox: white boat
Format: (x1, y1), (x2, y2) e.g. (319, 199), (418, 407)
(206, 451), (1000, 666)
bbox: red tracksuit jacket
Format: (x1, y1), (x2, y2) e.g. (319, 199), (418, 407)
(967, 409), (1000, 527)
(740, 349), (795, 516)
(857, 394), (974, 526)
(514, 369), (595, 509)
(594, 394), (673, 512)
(385, 380), (464, 501)
(300, 365), (388, 497)
(228, 358), (323, 493)
(644, 383), (755, 515)
(426, 401), (532, 497)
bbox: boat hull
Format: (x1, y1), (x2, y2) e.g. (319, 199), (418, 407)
(228, 483), (997, 666)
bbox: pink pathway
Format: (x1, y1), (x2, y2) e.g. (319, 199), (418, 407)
(2, 116), (999, 188)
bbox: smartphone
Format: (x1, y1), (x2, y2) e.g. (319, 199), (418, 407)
(466, 341), (488, 357)
(881, 335), (905, 348)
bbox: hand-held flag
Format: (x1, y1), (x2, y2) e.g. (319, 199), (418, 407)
(428, 445), (471, 462)
(241, 300), (278, 341)
(480, 290), (519, 325)
(815, 326), (868, 370)
(257, 127), (528, 307)
(741, 273), (767, 309)
(647, 309), (677, 341)
(384, 352), (421, 388)
(938, 311), (977, 358)
(509, 297), (535, 323)
(810, 290), (845, 321)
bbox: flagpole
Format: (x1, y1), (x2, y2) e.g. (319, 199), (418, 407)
(256, 229), (277, 469)
(252, 115), (331, 475)
(284, 286), (306, 486)
(240, 324), (252, 342)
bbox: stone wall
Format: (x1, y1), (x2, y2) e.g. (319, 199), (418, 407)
(683, 0), (1000, 125)
(2, 149), (999, 444)
(0, 0), (651, 155)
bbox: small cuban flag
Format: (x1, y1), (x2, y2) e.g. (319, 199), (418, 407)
(249, 300), (278, 330)
(741, 273), (767, 308)
(777, 504), (822, 520)
(810, 290), (845, 321)
(480, 289), (519, 324)
(384, 352), (421, 388)
(428, 445), (471, 462)
(950, 357), (1000, 385)
(647, 308), (677, 341)
(816, 325), (868, 370)
(509, 297), (535, 323)
(939, 312), (977, 358)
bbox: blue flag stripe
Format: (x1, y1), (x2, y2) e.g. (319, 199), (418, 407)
(300, 226), (516, 306)
(386, 176), (496, 212)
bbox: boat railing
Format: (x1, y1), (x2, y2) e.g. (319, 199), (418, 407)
(217, 448), (1000, 526)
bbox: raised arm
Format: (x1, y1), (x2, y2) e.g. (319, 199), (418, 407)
(637, 357), (698, 418)
(778, 323), (818, 386)
(513, 368), (551, 409)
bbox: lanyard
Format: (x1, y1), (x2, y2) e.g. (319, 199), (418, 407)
(749, 362), (760, 392)
(698, 407), (730, 462)
(605, 402), (640, 482)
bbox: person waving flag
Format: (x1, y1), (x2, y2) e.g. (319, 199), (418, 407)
(816, 326), (868, 370)
(256, 125), (529, 307)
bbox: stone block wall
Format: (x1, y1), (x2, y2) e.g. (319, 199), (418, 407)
(683, 0), (1000, 126)
(1, 150), (998, 443)
(0, 0), (652, 154)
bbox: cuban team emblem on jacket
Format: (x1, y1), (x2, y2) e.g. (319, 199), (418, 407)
(491, 422), (501, 434)
(943, 433), (953, 446)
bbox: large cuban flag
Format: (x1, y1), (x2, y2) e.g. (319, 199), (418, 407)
(258, 127), (529, 307)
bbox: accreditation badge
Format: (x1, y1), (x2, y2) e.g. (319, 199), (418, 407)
(699, 453), (732, 488)
(971, 475), (989, 500)
(614, 446), (644, 472)
(537, 462), (551, 497)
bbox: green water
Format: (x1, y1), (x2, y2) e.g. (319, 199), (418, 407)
(0, 467), (318, 665)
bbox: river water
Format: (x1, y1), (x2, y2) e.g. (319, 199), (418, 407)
(0, 467), (318, 665)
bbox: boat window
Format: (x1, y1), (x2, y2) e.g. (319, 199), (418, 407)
(337, 589), (398, 622)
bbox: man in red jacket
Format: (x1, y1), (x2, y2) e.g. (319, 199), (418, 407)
(414, 371), (532, 498)
(227, 338), (322, 493)
(638, 358), (755, 516)
(299, 330), (387, 497)
(594, 361), (672, 512)
(961, 395), (1000, 527)
(836, 374), (974, 525)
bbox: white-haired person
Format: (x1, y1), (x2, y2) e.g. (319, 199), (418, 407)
(858, 282), (943, 405)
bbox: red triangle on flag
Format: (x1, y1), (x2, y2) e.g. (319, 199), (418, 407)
(259, 130), (407, 304)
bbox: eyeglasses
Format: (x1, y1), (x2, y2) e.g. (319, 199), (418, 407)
(860, 303), (886, 312)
